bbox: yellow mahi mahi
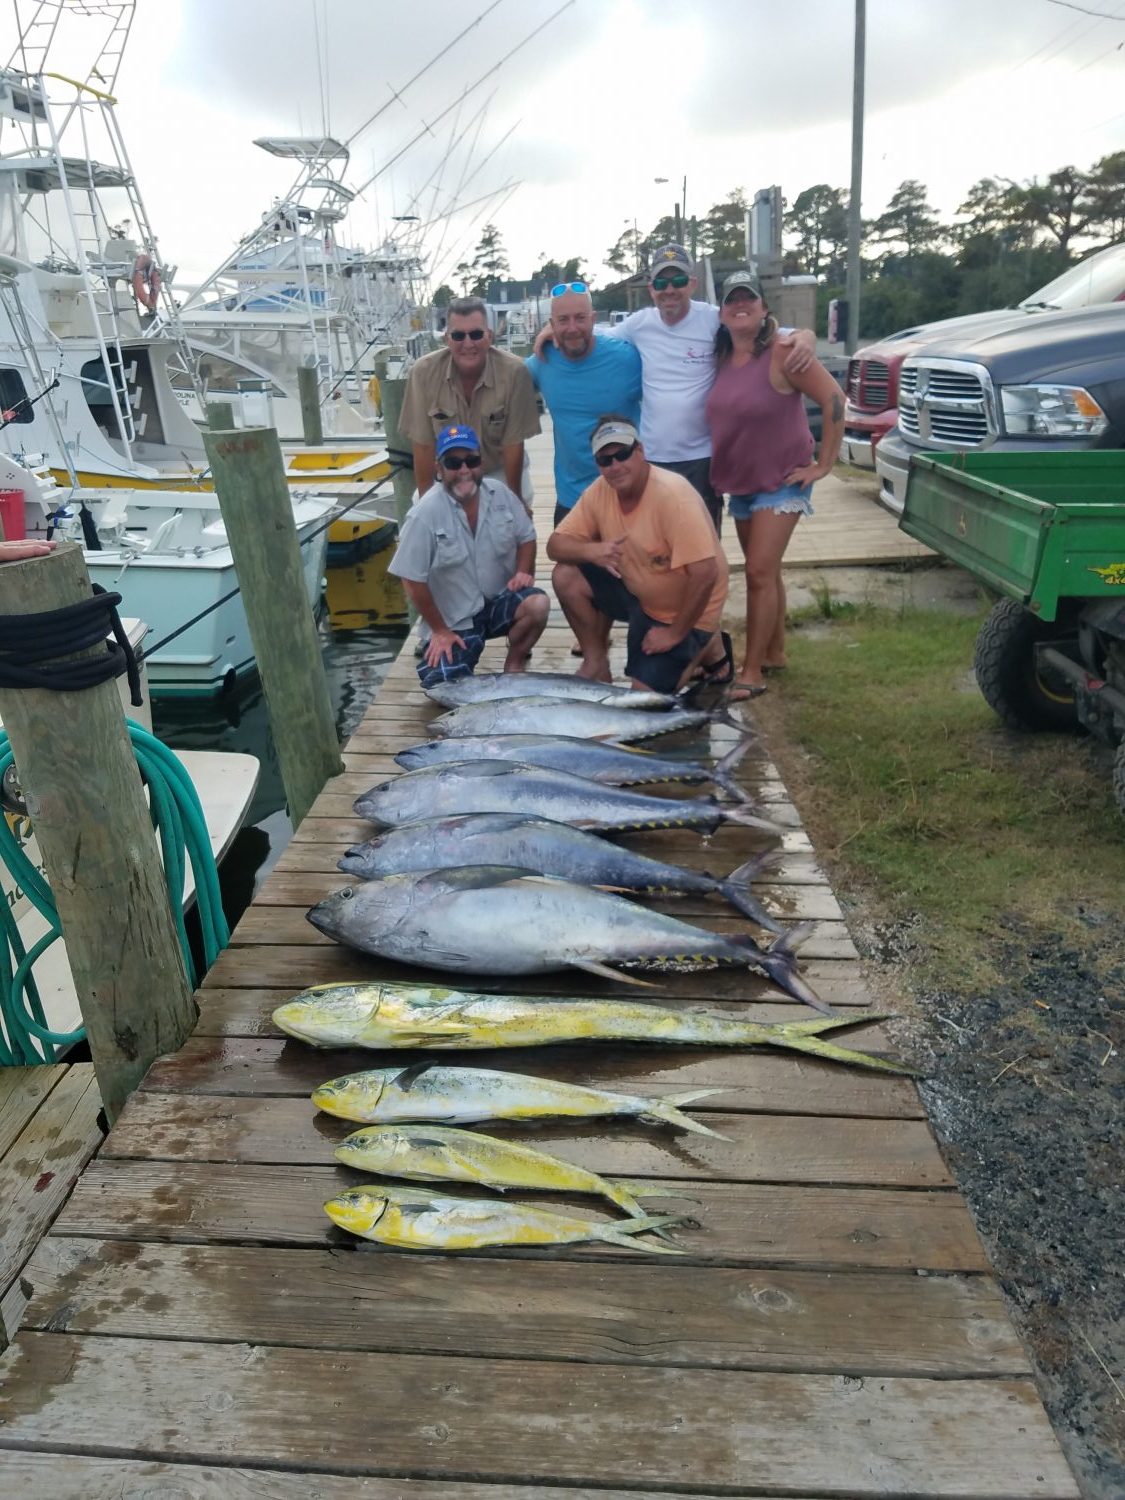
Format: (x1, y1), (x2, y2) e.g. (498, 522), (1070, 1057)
(336, 1122), (669, 1219)
(324, 1182), (685, 1254)
(312, 1062), (724, 1135)
(274, 983), (915, 1075)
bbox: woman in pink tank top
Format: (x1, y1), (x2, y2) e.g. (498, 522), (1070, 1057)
(706, 272), (845, 698)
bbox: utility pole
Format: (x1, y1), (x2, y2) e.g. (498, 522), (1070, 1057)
(846, 0), (865, 355)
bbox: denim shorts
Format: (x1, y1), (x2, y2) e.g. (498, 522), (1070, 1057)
(728, 482), (814, 521)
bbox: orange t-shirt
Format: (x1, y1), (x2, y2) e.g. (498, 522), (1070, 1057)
(557, 465), (728, 633)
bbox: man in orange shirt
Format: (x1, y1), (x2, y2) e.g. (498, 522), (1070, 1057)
(546, 415), (729, 692)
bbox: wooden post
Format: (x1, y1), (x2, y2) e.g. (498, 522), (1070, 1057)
(297, 365), (323, 446)
(202, 426), (342, 825)
(378, 376), (416, 529)
(206, 399), (234, 429)
(0, 544), (195, 1122)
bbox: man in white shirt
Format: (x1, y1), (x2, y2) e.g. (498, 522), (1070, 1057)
(608, 244), (815, 530)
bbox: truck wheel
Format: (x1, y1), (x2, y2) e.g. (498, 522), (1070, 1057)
(1113, 740), (1125, 819)
(973, 598), (1079, 732)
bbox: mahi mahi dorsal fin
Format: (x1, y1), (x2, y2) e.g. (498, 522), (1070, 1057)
(394, 1061), (435, 1091)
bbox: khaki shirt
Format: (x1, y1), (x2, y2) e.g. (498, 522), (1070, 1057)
(389, 477), (536, 637)
(399, 346), (541, 475)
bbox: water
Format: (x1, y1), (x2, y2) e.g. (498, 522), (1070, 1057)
(152, 622), (404, 926)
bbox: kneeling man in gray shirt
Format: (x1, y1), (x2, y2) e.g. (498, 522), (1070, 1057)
(390, 423), (550, 688)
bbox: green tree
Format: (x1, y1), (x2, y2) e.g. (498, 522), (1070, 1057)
(468, 222), (510, 294)
(869, 179), (945, 264)
(784, 184), (848, 278)
(605, 226), (643, 276)
(1080, 151), (1125, 243)
(431, 283), (455, 308)
(532, 254), (588, 289)
(1022, 166), (1092, 257)
(698, 189), (749, 262)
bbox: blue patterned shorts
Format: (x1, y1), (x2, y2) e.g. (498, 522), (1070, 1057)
(416, 586), (546, 688)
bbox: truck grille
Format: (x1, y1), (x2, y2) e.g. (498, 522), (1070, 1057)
(847, 357), (892, 412)
(898, 360), (994, 447)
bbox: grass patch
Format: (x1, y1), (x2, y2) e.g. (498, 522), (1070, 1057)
(752, 604), (1125, 987)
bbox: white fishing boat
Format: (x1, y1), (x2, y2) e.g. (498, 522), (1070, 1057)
(0, 451), (334, 697)
(170, 136), (426, 445)
(0, 20), (390, 487)
(0, 616), (259, 1058)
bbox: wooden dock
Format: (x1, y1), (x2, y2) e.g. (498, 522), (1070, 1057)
(0, 454), (1075, 1497)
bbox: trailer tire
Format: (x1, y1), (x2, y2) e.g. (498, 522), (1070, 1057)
(973, 598), (1079, 732)
(1113, 740), (1125, 819)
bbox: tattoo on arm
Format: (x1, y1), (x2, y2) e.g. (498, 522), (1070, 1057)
(831, 395), (843, 423)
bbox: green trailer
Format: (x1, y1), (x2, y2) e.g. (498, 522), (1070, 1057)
(901, 450), (1125, 812)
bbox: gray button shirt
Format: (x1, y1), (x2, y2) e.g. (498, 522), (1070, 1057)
(389, 477), (536, 636)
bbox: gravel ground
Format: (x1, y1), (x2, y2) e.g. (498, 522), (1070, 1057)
(858, 913), (1125, 1499)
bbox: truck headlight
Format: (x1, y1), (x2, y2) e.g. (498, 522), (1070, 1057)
(1000, 384), (1107, 437)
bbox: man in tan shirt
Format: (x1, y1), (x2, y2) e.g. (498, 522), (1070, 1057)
(400, 296), (541, 505)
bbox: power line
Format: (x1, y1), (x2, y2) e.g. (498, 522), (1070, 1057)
(349, 0), (576, 200)
(1046, 0), (1125, 15)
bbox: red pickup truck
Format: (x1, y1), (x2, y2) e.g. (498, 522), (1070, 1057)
(842, 242), (1125, 468)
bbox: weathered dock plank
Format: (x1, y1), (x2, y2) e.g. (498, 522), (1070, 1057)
(0, 1333), (1077, 1498)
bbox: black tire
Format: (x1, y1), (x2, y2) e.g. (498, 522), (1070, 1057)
(1113, 739), (1125, 819)
(973, 598), (1079, 732)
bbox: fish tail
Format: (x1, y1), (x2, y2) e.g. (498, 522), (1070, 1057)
(712, 735), (756, 803)
(646, 1088), (729, 1137)
(754, 921), (833, 1014)
(599, 1214), (687, 1253)
(721, 802), (789, 835)
(718, 852), (784, 933)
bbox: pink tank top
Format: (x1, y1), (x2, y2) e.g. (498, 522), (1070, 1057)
(706, 346), (814, 496)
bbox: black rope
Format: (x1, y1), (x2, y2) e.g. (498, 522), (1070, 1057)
(0, 584), (143, 705)
(142, 465), (408, 659)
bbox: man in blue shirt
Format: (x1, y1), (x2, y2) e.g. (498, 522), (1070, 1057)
(526, 283), (642, 527)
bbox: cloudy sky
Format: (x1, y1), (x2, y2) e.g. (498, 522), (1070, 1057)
(4, 0), (1123, 293)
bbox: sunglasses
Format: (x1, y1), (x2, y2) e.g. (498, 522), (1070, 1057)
(551, 281), (588, 296)
(440, 453), (481, 470)
(595, 442), (638, 468)
(652, 272), (690, 291)
(448, 327), (487, 342)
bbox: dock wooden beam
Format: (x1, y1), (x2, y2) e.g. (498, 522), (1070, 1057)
(0, 544), (195, 1121)
(202, 426), (342, 826)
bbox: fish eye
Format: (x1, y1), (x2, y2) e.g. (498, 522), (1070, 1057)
(341, 888), (354, 900)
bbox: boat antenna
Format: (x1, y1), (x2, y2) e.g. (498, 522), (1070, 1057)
(349, 0), (576, 198)
(343, 0), (506, 149)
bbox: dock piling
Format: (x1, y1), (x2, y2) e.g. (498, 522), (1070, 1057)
(202, 426), (342, 826)
(0, 544), (195, 1121)
(297, 366), (324, 447)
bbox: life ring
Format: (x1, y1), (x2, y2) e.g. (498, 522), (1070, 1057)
(132, 252), (161, 313)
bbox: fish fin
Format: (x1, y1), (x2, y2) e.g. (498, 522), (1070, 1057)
(571, 960), (658, 988)
(748, 921), (832, 1014)
(388, 1030), (477, 1050)
(611, 1178), (701, 1206)
(645, 1089), (729, 1138)
(393, 1061), (435, 1092)
(711, 735), (757, 803)
(779, 1009), (889, 1036)
(786, 1034), (922, 1076)
(600, 1214), (688, 1253)
(718, 852), (784, 933)
(720, 803), (789, 835)
(416, 865), (538, 894)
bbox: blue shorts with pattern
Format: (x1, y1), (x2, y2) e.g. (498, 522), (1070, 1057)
(416, 586), (547, 688)
(728, 482), (814, 520)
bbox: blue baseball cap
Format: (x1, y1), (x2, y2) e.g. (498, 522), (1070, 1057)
(435, 423), (481, 459)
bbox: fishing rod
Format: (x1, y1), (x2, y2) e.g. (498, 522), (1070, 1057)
(0, 375), (60, 432)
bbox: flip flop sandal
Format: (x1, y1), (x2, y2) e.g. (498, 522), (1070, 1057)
(728, 681), (768, 702)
